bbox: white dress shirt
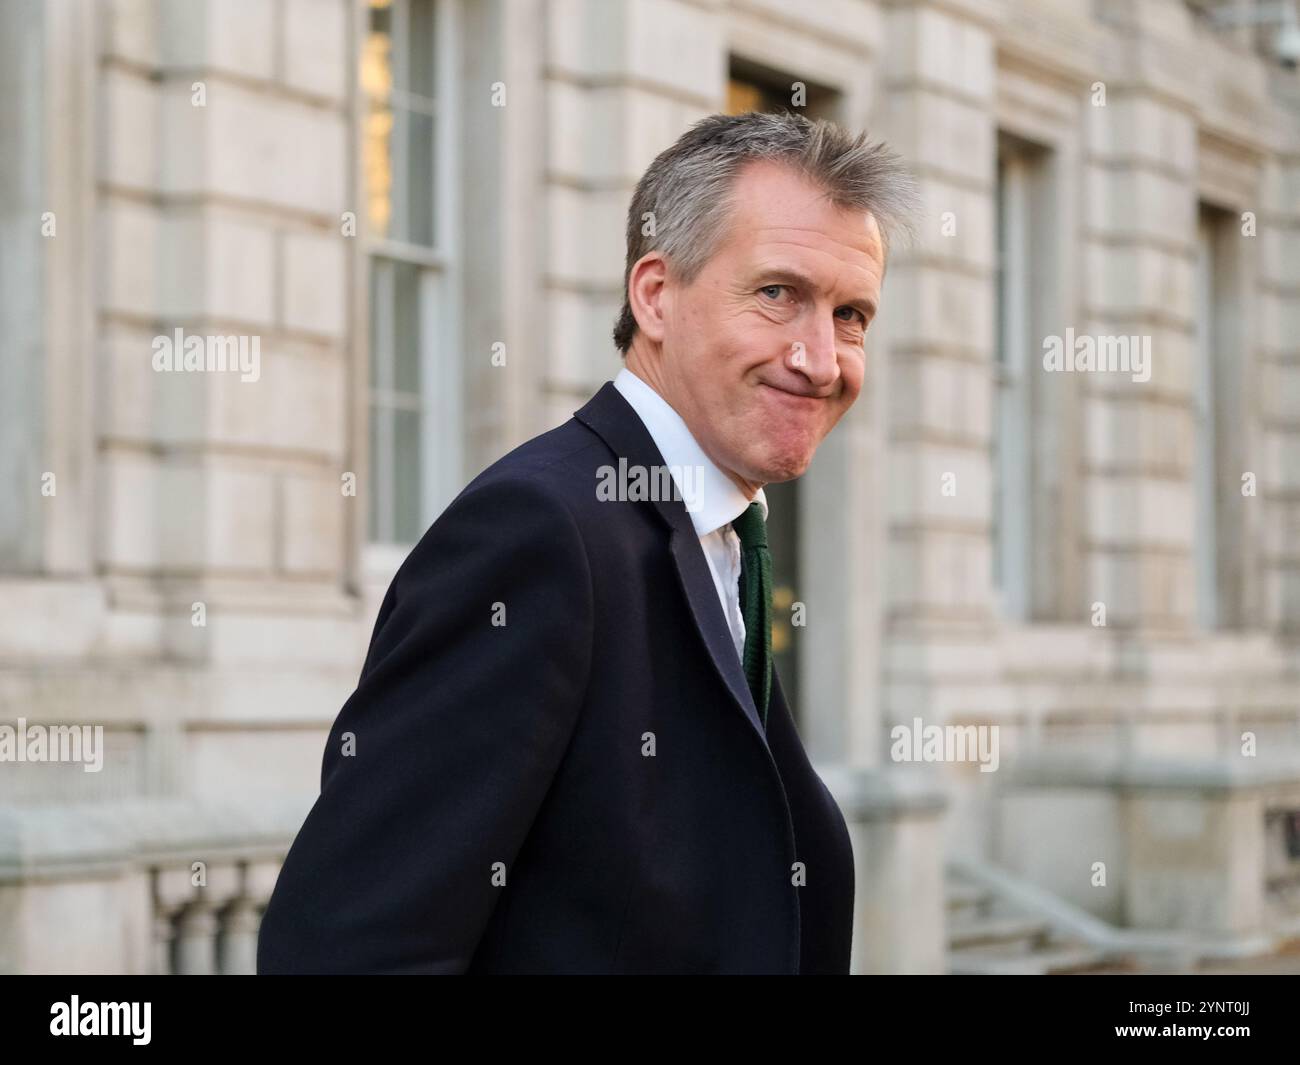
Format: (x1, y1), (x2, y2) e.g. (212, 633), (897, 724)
(613, 366), (768, 665)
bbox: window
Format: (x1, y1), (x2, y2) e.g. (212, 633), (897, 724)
(727, 58), (832, 117)
(1194, 202), (1247, 629)
(727, 74), (788, 116)
(362, 0), (460, 546)
(0, 0), (45, 571)
(994, 132), (1072, 622)
(993, 142), (1037, 620)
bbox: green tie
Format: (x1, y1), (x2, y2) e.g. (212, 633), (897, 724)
(732, 500), (772, 730)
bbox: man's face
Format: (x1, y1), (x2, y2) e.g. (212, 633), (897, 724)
(648, 159), (886, 487)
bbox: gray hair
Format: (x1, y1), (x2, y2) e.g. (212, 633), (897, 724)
(612, 110), (918, 355)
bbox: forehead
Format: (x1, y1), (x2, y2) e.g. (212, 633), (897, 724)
(719, 159), (884, 269)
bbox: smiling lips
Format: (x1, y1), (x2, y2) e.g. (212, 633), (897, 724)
(761, 382), (824, 406)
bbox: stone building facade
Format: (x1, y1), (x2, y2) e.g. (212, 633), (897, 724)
(1, 0), (1299, 973)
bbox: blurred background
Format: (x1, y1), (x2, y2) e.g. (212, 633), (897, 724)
(2, 0), (1300, 974)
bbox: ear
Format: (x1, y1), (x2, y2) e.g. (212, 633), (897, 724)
(627, 252), (668, 344)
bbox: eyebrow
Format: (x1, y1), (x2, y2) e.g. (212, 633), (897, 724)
(755, 266), (877, 320)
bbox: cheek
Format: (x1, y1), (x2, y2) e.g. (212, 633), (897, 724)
(838, 354), (866, 403)
(687, 303), (750, 369)
(672, 287), (718, 346)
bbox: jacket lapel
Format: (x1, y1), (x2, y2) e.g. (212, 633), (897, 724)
(574, 381), (769, 745)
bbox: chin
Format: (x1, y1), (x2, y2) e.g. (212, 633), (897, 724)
(755, 450), (813, 483)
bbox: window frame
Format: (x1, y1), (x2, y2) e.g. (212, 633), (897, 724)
(362, 0), (463, 556)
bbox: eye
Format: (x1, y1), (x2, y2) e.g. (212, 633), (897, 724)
(835, 306), (867, 324)
(759, 284), (789, 301)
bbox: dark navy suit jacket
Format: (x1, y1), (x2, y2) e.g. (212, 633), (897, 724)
(257, 381), (855, 974)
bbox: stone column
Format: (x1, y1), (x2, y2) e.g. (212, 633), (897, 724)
(822, 765), (949, 973)
(1082, 0), (1201, 634)
(1260, 151), (1300, 633)
(218, 897), (261, 976)
(174, 901), (220, 975)
(877, 0), (999, 641)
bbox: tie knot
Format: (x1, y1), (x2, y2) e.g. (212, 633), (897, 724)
(732, 500), (767, 550)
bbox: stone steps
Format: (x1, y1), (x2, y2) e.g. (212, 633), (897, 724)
(945, 871), (1113, 975)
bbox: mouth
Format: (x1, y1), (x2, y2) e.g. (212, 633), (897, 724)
(759, 382), (825, 408)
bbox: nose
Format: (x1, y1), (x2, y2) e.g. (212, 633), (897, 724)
(785, 315), (840, 392)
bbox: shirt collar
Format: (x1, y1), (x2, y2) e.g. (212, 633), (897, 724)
(613, 366), (768, 537)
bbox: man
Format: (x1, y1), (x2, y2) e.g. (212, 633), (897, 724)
(257, 111), (916, 974)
